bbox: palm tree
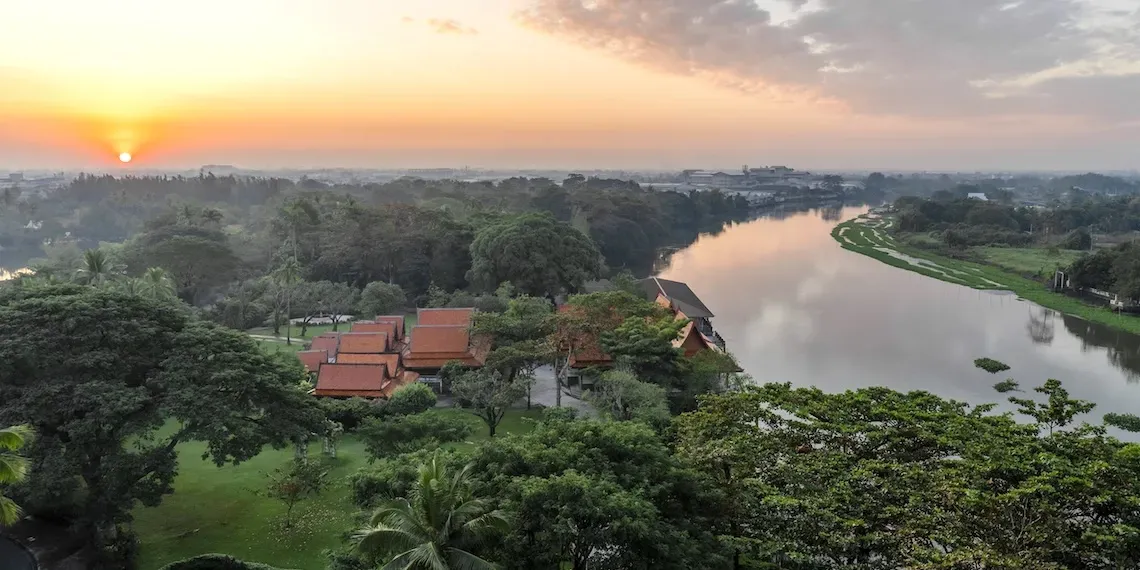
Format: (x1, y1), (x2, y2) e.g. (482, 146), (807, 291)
(0, 425), (31, 526)
(139, 267), (177, 301)
(274, 259), (302, 345)
(75, 248), (117, 286)
(354, 453), (507, 570)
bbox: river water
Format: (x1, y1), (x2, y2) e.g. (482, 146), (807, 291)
(658, 205), (1140, 417)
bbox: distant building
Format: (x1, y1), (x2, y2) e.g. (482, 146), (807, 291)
(8, 173), (23, 182)
(683, 165), (811, 188)
(967, 193), (989, 201)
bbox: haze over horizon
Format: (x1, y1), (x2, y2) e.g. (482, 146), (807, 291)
(2, 0), (1138, 172)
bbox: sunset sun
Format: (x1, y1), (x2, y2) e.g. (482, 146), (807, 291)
(118, 152), (132, 163)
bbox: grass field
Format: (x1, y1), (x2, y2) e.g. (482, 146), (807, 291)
(974, 247), (1083, 279)
(832, 215), (1140, 335)
(134, 408), (544, 570)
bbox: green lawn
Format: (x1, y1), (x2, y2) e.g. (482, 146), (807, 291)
(832, 216), (1140, 336)
(974, 247), (1083, 279)
(133, 408), (543, 570)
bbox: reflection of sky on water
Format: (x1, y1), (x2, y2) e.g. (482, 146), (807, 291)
(658, 206), (1140, 419)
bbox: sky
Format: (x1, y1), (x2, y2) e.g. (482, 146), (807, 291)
(0, 0), (1138, 171)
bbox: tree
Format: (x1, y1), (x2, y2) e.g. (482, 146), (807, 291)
(353, 453), (507, 570)
(468, 213), (602, 296)
(472, 296), (553, 407)
(120, 222), (239, 305)
(586, 369), (669, 425)
(451, 369), (527, 437)
(600, 315), (687, 388)
(358, 281), (407, 319)
(138, 267), (177, 301)
(274, 259), (302, 345)
(821, 174), (844, 193)
(75, 248), (118, 286)
(264, 459), (329, 529)
(0, 286), (325, 553)
(466, 416), (726, 570)
(317, 281), (359, 332)
(974, 357), (1011, 374)
(0, 425), (31, 526)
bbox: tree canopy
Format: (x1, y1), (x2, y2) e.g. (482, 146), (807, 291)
(468, 213), (602, 296)
(0, 286), (324, 555)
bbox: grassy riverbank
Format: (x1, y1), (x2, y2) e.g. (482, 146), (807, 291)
(833, 215), (1140, 335)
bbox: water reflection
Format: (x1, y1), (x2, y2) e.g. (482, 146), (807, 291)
(657, 205), (1140, 416)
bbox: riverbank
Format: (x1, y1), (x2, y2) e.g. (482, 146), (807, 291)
(832, 215), (1140, 336)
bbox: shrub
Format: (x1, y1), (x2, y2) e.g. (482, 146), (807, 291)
(381, 383), (436, 417)
(349, 451), (435, 508)
(358, 413), (472, 459)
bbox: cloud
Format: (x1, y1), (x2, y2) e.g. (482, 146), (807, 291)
(427, 18), (478, 35)
(517, 0), (1140, 121)
(401, 16), (415, 24)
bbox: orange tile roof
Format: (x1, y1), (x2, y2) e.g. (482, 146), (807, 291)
(337, 352), (401, 374)
(314, 363), (388, 398)
(337, 332), (390, 354)
(373, 315), (406, 339)
(297, 350), (329, 373)
(310, 334), (340, 353)
(351, 321), (399, 339)
(417, 307), (474, 326)
(402, 325), (489, 369)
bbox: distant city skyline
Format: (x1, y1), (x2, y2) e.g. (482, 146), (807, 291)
(2, 0), (1137, 171)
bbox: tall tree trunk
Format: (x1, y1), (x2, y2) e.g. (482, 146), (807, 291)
(286, 291), (293, 345)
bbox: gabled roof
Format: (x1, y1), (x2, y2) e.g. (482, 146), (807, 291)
(640, 277), (714, 318)
(351, 320), (399, 339)
(402, 325), (489, 369)
(338, 352), (401, 373)
(338, 332), (390, 354)
(310, 333), (340, 354)
(297, 350), (329, 373)
(417, 307), (474, 326)
(373, 315), (406, 339)
(314, 363), (388, 397)
(408, 325), (471, 354)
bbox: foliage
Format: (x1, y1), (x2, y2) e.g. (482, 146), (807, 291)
(674, 379), (1140, 569)
(318, 397), (383, 432)
(158, 554), (296, 570)
(358, 281), (407, 319)
(600, 315), (687, 387)
(383, 382), (438, 417)
(353, 452), (507, 570)
(350, 450), (446, 509)
(0, 285), (325, 553)
(466, 416), (727, 570)
(973, 357), (1011, 374)
(119, 215), (240, 304)
(0, 424), (31, 526)
(451, 370), (529, 437)
(1059, 228), (1093, 251)
(468, 213), (602, 296)
(358, 414), (473, 460)
(585, 370), (670, 426)
(263, 459), (330, 529)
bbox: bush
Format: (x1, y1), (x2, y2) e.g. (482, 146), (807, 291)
(349, 451), (435, 508)
(358, 413), (472, 459)
(318, 397), (382, 432)
(381, 383), (436, 416)
(357, 282), (406, 318)
(159, 554), (295, 570)
(1060, 228), (1093, 251)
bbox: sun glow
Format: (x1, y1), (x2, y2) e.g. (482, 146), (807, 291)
(118, 152), (132, 163)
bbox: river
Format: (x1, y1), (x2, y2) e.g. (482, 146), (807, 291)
(658, 205), (1140, 417)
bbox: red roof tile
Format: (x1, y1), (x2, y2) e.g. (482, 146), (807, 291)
(314, 363), (388, 397)
(297, 350), (328, 373)
(402, 325), (489, 370)
(337, 332), (389, 354)
(337, 353), (401, 374)
(351, 321), (399, 339)
(417, 308), (474, 326)
(310, 334), (340, 353)
(373, 316), (406, 339)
